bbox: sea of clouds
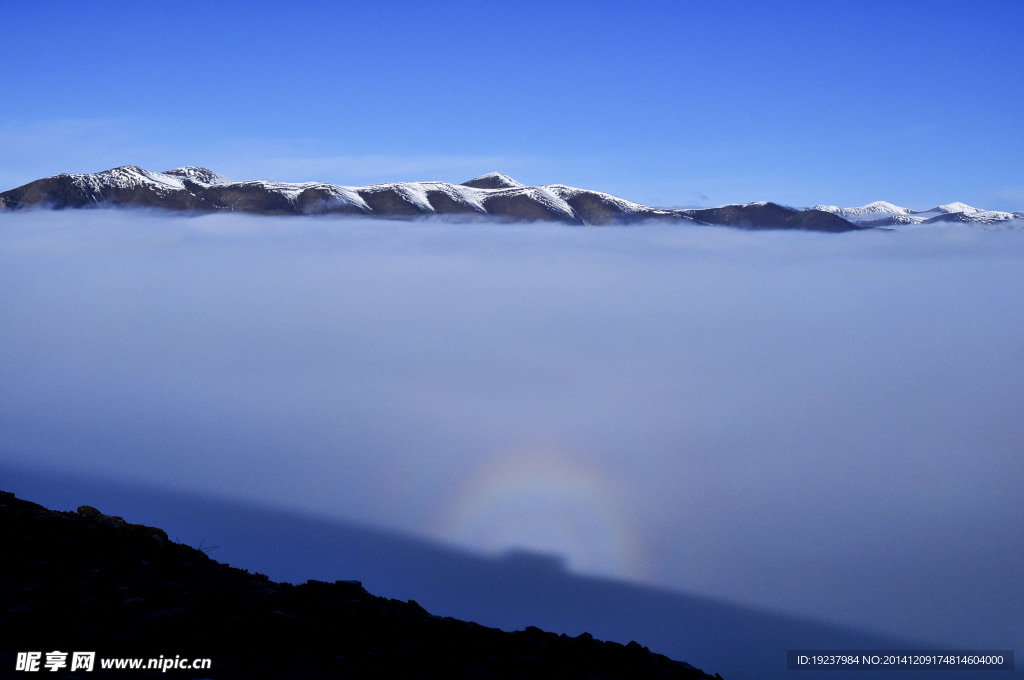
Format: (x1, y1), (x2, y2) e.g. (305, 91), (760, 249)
(2, 210), (1021, 656)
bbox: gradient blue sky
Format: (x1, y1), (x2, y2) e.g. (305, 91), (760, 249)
(3, 0), (1023, 210)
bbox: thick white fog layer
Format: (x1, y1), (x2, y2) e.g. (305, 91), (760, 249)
(2, 211), (1021, 651)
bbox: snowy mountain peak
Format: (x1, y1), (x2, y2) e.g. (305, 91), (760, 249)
(714, 200), (790, 210)
(99, 165), (164, 182)
(79, 165), (186, 192)
(460, 172), (525, 190)
(810, 201), (912, 226)
(859, 201), (910, 214)
(163, 167), (233, 186)
(930, 202), (979, 214)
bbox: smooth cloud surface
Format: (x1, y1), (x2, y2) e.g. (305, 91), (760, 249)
(1, 211), (1021, 652)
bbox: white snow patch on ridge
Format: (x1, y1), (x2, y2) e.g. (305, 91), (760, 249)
(422, 181), (489, 213)
(528, 186), (578, 220)
(69, 166), (185, 194)
(246, 180), (372, 211)
(543, 185), (650, 215)
(164, 167), (234, 186)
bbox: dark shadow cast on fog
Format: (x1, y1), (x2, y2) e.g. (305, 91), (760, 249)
(3, 462), (987, 680)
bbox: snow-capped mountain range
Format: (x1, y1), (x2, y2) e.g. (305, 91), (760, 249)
(813, 200), (1023, 229)
(1, 165), (1020, 231)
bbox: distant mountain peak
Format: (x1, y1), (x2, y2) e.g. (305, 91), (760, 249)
(930, 201), (978, 214)
(80, 165), (187, 192)
(163, 166), (233, 186)
(854, 201), (909, 215)
(720, 200), (794, 210)
(461, 172), (525, 190)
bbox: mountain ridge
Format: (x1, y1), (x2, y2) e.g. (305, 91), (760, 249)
(6, 166), (1019, 230)
(813, 200), (1023, 228)
(0, 166), (863, 232)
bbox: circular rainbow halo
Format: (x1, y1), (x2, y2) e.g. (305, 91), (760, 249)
(439, 442), (643, 580)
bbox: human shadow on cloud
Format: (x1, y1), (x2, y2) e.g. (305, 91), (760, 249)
(4, 463), (986, 680)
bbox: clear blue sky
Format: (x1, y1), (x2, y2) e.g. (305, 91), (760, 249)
(3, 0), (1022, 210)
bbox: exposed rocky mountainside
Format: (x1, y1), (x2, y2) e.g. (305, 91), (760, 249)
(0, 490), (722, 679)
(0, 165), (861, 232)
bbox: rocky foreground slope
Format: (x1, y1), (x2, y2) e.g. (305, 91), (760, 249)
(0, 491), (721, 679)
(0, 165), (859, 232)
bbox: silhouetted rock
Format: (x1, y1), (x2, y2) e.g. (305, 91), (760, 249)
(0, 490), (722, 679)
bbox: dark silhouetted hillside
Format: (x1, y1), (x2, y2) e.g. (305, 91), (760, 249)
(0, 490), (721, 679)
